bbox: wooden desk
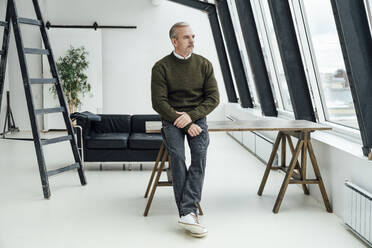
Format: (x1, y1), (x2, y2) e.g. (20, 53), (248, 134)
(144, 118), (332, 215)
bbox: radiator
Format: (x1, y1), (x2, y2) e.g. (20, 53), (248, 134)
(344, 180), (372, 246)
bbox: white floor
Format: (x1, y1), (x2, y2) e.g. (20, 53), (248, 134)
(0, 132), (367, 248)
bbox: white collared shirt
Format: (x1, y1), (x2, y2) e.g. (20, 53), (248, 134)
(173, 51), (192, 60)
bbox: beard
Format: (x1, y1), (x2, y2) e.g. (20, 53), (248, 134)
(187, 45), (194, 52)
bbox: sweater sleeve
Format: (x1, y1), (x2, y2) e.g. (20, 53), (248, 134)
(186, 61), (220, 122)
(151, 64), (180, 123)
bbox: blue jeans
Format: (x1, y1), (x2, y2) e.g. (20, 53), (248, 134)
(161, 117), (209, 217)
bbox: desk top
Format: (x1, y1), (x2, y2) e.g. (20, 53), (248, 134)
(146, 118), (331, 133)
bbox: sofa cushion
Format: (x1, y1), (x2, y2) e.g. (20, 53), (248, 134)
(86, 133), (129, 149)
(131, 114), (161, 133)
(92, 115), (131, 133)
(128, 133), (163, 150)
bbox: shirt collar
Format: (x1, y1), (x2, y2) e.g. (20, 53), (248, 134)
(173, 51), (192, 60)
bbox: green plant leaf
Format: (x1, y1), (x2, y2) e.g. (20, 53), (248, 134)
(51, 46), (92, 111)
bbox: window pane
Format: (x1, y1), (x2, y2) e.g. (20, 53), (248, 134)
(259, 0), (293, 112)
(249, 0), (282, 109)
(366, 0), (372, 33)
(302, 0), (358, 129)
(289, 0), (322, 120)
(227, 0), (260, 106)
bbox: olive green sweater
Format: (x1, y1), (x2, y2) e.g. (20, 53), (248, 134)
(151, 52), (220, 129)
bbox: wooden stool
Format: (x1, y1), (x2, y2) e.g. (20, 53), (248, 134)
(144, 142), (204, 216)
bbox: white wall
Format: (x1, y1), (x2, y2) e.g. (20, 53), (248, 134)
(3, 0), (228, 132)
(225, 102), (372, 220)
(0, 0), (45, 131)
(42, 29), (103, 130)
(43, 0), (227, 121)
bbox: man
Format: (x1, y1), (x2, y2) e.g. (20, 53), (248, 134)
(151, 22), (219, 238)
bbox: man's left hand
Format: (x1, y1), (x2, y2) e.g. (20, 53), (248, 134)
(173, 111), (192, 128)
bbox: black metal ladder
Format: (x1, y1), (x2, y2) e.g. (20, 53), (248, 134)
(0, 0), (87, 198)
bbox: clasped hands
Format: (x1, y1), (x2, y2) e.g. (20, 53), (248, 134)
(173, 111), (202, 137)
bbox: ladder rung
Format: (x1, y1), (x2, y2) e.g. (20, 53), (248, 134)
(35, 107), (64, 115)
(30, 78), (57, 85)
(24, 48), (49, 55)
(47, 163), (80, 177)
(0, 21), (7, 27)
(41, 135), (72, 146)
(18, 17), (42, 26)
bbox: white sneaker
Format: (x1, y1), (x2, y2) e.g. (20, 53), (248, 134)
(178, 212), (208, 238)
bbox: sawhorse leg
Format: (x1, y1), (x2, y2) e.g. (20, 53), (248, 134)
(286, 134), (309, 195)
(257, 132), (282, 196)
(273, 138), (304, 213)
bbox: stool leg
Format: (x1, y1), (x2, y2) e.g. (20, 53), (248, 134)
(144, 148), (168, 216)
(144, 142), (165, 198)
(197, 203), (204, 216)
(167, 154), (205, 216)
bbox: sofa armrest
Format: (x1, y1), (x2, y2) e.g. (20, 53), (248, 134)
(71, 111), (102, 138)
(70, 111), (101, 122)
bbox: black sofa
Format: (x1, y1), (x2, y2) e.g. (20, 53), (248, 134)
(72, 112), (163, 162)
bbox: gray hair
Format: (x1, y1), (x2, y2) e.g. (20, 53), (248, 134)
(169, 22), (190, 39)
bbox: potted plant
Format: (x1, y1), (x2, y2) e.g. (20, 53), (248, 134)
(51, 46), (91, 114)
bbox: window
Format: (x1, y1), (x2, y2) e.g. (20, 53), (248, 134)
(227, 0), (260, 107)
(301, 0), (358, 129)
(258, 0), (294, 112)
(288, 0), (323, 121)
(366, 0), (372, 33)
(250, 0), (284, 110)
